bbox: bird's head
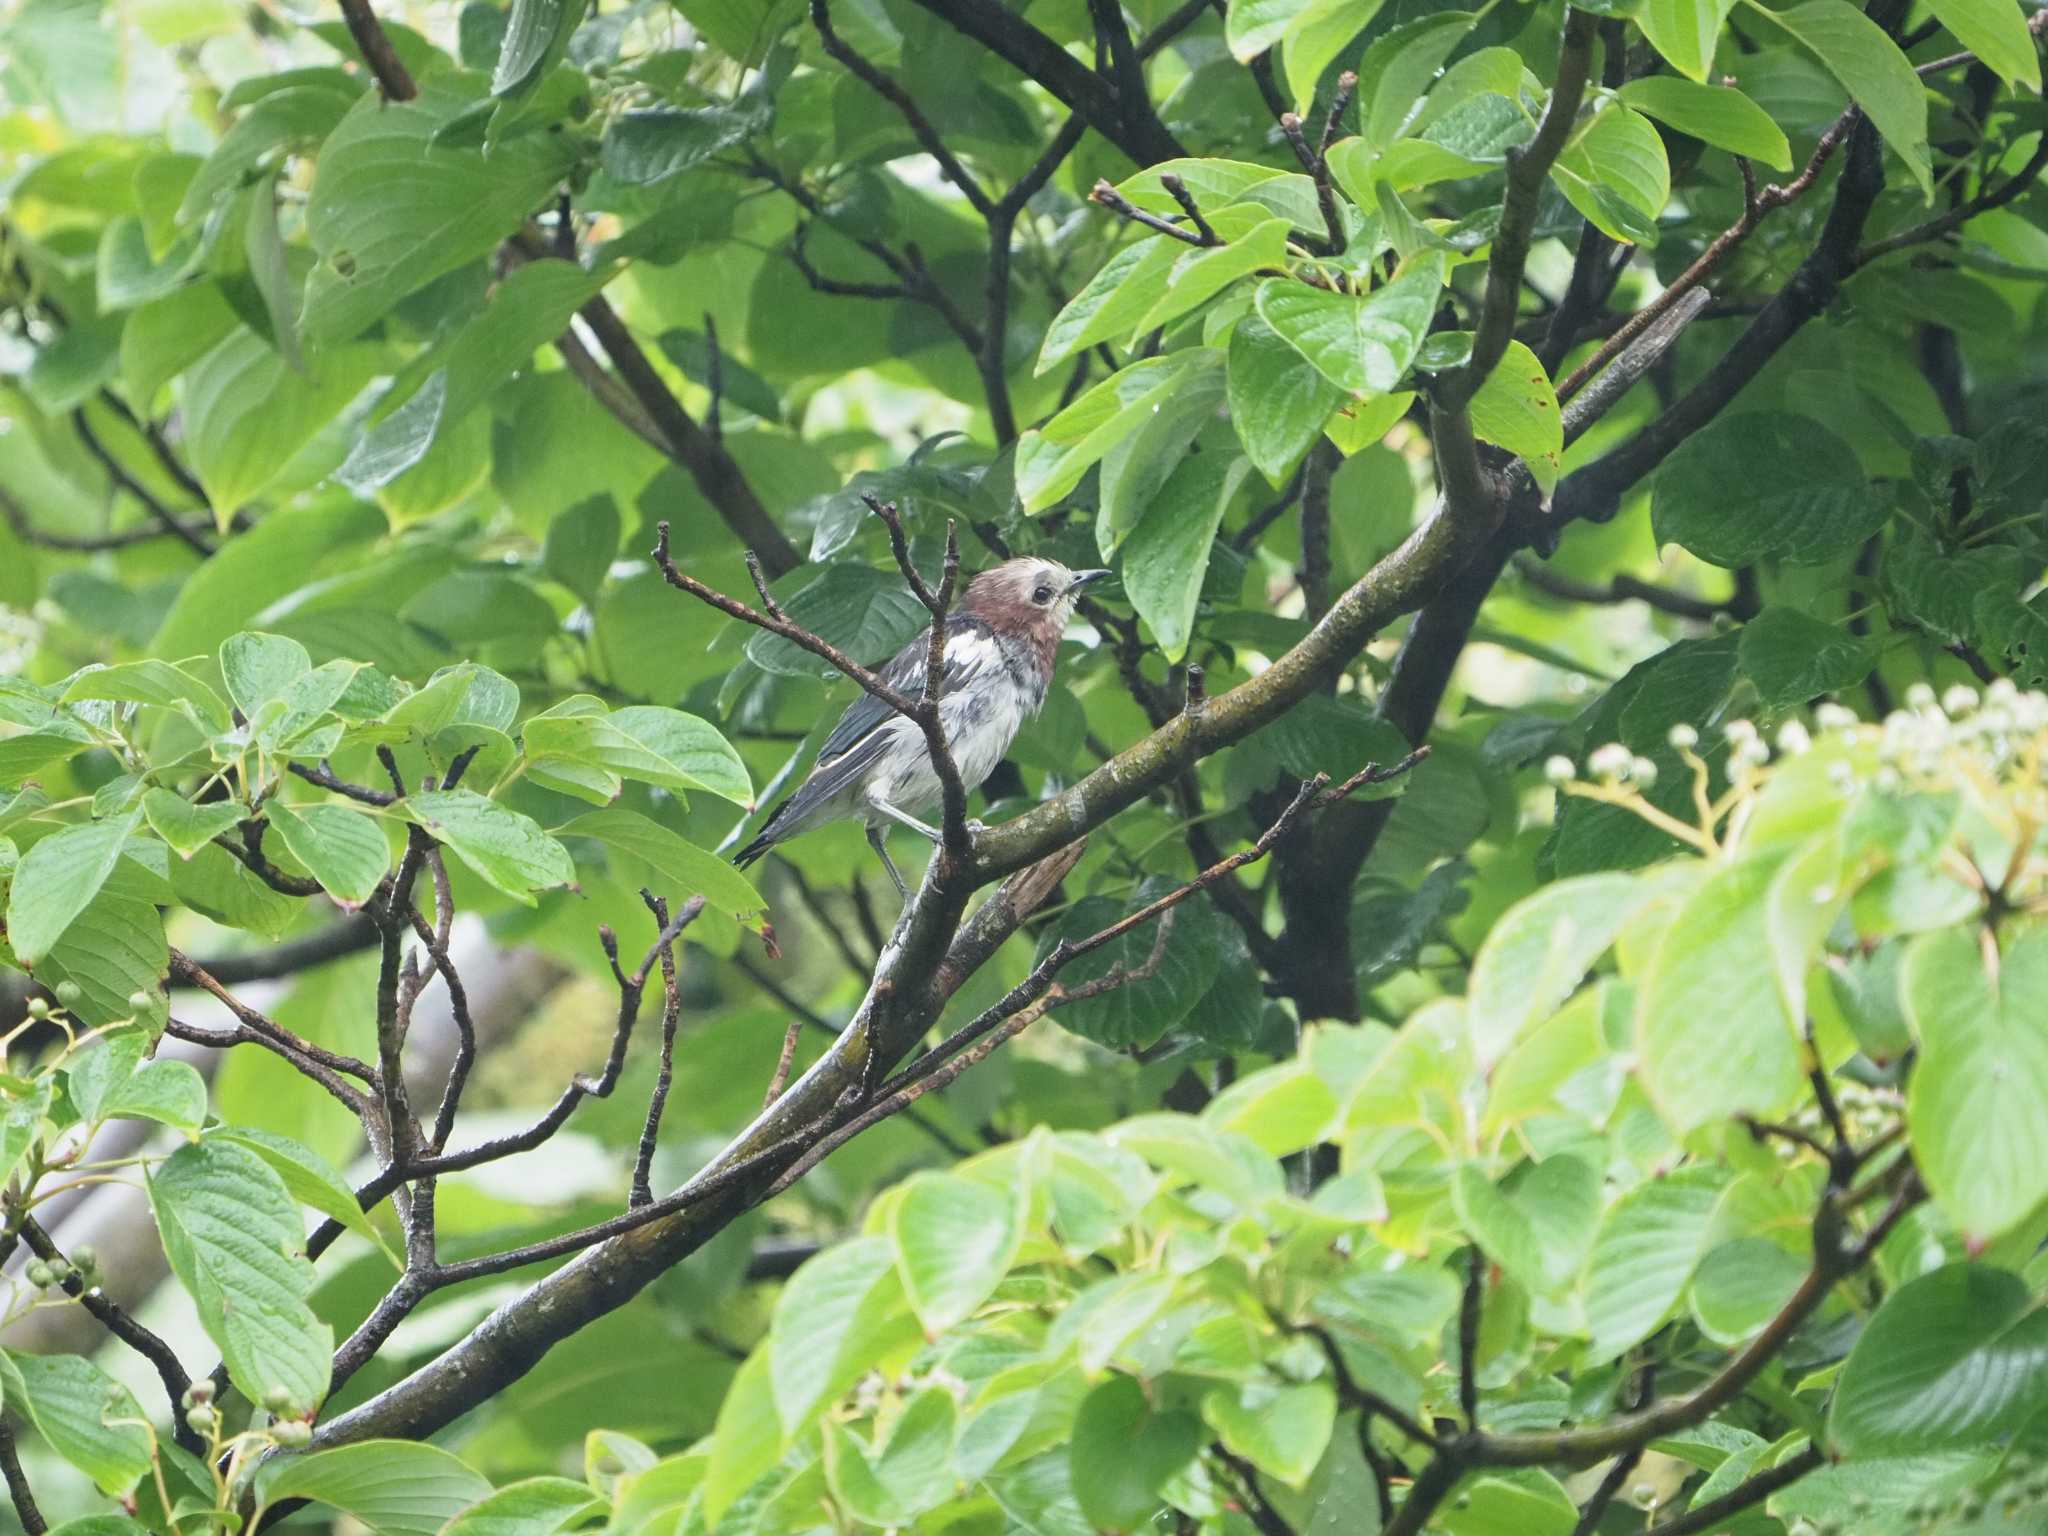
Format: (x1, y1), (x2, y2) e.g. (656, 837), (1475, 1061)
(960, 558), (1109, 657)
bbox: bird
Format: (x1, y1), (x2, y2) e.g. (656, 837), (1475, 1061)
(734, 556), (1109, 897)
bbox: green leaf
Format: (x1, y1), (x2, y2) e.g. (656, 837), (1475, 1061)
(1452, 1164), (1548, 1296)
(442, 1478), (604, 1536)
(1043, 882), (1231, 1048)
(1069, 1376), (1203, 1532)
(141, 790), (244, 861)
(601, 104), (766, 185)
(148, 1139), (334, 1414)
(1016, 352), (1224, 513)
(220, 630), (312, 719)
(1121, 448), (1253, 663)
(7, 812), (140, 964)
(61, 659), (230, 729)
(1835, 1264), (2048, 1458)
(183, 329), (379, 520)
(244, 171), (302, 375)
(1036, 236), (1179, 375)
(1904, 927), (2048, 1244)
(1229, 313), (1343, 486)
(1358, 14), (1476, 153)
(745, 564), (929, 677)
(608, 706), (752, 805)
(1282, 0), (1389, 114)
(400, 788), (575, 905)
(1755, 0), (1932, 198)
(1926, 0), (2040, 90)
(1582, 1167), (1725, 1362)
(303, 82), (578, 343)
(1202, 1380), (1336, 1488)
(1637, 0), (1734, 81)
(493, 0), (571, 96)
(1467, 339), (1563, 484)
(211, 1125), (397, 1265)
(823, 1389), (959, 1526)
(542, 496), (622, 603)
(557, 808), (767, 929)
(264, 802), (392, 906)
(342, 259), (609, 490)
(257, 1442), (494, 1536)
(1254, 251), (1445, 397)
(1202, 1060), (1339, 1155)
(1689, 1237), (1808, 1344)
(1737, 606), (1875, 710)
(703, 1348), (778, 1526)
(178, 83), (359, 221)
(152, 501), (386, 662)
(890, 1172), (1019, 1334)
(769, 1234), (921, 1435)
(0, 1351), (153, 1496)
(1135, 216), (1293, 336)
(1553, 103), (1670, 246)
(1227, 0), (1311, 61)
(1467, 872), (1642, 1068)
(1616, 77), (1792, 171)
(74, 1036), (206, 1134)
(36, 887), (170, 1031)
(1438, 1470), (1578, 1536)
(1637, 852), (1807, 1135)
(1651, 413), (1888, 567)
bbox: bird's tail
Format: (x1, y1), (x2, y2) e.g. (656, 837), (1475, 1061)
(732, 810), (785, 869)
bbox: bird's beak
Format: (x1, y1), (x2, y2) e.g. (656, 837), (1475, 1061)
(1067, 569), (1111, 593)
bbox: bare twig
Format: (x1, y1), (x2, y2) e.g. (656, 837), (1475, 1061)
(337, 0), (417, 99)
(631, 892), (689, 1208)
(865, 496), (971, 858)
(71, 413), (214, 558)
(762, 1018), (803, 1109)
(1089, 180), (1217, 246)
(1644, 1444), (1825, 1536)
(0, 1421), (45, 1536)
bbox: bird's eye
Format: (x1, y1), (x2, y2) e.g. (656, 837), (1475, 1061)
(1032, 584), (1054, 604)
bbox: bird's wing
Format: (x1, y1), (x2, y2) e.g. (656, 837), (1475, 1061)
(814, 615), (1002, 765)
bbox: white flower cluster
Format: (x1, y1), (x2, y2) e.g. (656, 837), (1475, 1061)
(1876, 675), (2048, 782)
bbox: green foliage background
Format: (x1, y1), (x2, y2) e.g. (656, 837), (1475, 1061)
(0, 0), (2046, 1529)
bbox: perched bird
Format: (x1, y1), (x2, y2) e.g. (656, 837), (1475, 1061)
(734, 557), (1108, 896)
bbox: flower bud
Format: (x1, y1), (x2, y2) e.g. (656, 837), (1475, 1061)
(182, 1380), (215, 1408)
(1666, 722), (1698, 751)
(1775, 721), (1812, 756)
(1941, 685), (1978, 717)
(1905, 681), (1936, 710)
(1723, 718), (1757, 746)
(1587, 742), (1633, 780)
(1542, 755), (1576, 786)
(1630, 757), (1659, 788)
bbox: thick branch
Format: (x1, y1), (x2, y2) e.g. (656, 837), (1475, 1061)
(336, 0), (417, 99)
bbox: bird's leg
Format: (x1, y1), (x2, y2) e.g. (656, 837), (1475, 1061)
(870, 798), (941, 843)
(865, 822), (909, 900)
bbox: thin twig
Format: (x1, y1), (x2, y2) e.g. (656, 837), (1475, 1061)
(0, 1422), (45, 1536)
(762, 1018), (803, 1109)
(631, 891), (689, 1208)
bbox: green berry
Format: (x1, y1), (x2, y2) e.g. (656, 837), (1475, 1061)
(182, 1380), (214, 1408)
(53, 981), (81, 1005)
(26, 997), (48, 1019)
(23, 1261), (52, 1288)
(270, 1420), (312, 1448)
(184, 1404), (217, 1434)
(263, 1386), (294, 1415)
(70, 1244), (97, 1272)
(126, 990), (152, 1012)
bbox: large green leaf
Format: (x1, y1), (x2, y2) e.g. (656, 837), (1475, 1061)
(7, 811), (139, 964)
(400, 789), (575, 905)
(1831, 1264), (2048, 1455)
(1616, 76), (1792, 171)
(1582, 1166), (1726, 1362)
(265, 802), (393, 905)
(1926, 0), (2040, 89)
(1228, 312), (1343, 485)
(183, 329), (380, 521)
(1069, 1376), (1203, 1532)
(0, 1351), (154, 1496)
(1467, 872), (1642, 1068)
(1737, 606), (1875, 710)
(1756, 0), (1932, 198)
(557, 808), (768, 929)
(1201, 1380), (1335, 1488)
(148, 1139), (334, 1413)
(258, 1442), (494, 1536)
(1637, 851), (1808, 1135)
(302, 80), (578, 343)
(1254, 252), (1445, 397)
(1903, 927), (2048, 1243)
(1651, 413), (1888, 567)
(1016, 351), (1224, 513)
(769, 1234), (921, 1436)
(1637, 0), (1735, 82)
(889, 1172), (1019, 1334)
(1281, 0), (1388, 113)
(1552, 103), (1671, 246)
(1121, 447), (1252, 662)
(1466, 339), (1563, 484)
(211, 1126), (397, 1265)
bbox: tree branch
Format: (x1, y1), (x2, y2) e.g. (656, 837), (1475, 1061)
(336, 0), (417, 100)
